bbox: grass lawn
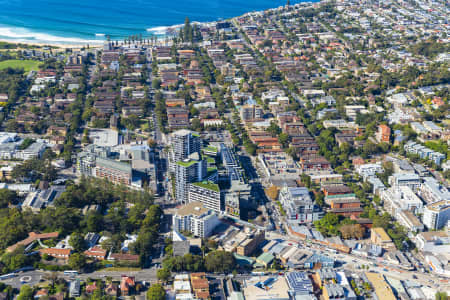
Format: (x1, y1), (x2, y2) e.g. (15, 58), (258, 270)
(0, 59), (41, 72)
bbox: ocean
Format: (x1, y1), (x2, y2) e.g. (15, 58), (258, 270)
(0, 0), (316, 45)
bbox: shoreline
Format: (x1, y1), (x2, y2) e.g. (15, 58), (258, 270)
(0, 30), (182, 49)
(0, 1), (318, 49)
(0, 37), (173, 50)
(0, 38), (102, 49)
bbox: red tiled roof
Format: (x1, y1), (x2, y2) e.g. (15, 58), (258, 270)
(35, 289), (49, 297)
(7, 232), (59, 253)
(195, 291), (210, 299)
(39, 248), (71, 257)
(84, 246), (107, 259)
(191, 279), (209, 289)
(86, 283), (97, 293)
(110, 253), (139, 261)
(120, 276), (135, 294)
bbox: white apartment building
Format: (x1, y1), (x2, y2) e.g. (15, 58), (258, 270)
(422, 121), (442, 134)
(172, 201), (220, 238)
(0, 139), (46, 160)
(175, 156), (206, 203)
(387, 93), (408, 107)
(170, 129), (201, 168)
(419, 177), (450, 204)
(279, 185), (323, 224)
(344, 105), (369, 120)
(15, 141), (47, 160)
(356, 163), (384, 181)
(389, 173), (421, 191)
(381, 186), (423, 216)
(423, 200), (450, 230)
(189, 181), (221, 213)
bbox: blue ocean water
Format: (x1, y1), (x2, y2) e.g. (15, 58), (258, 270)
(0, 0), (316, 44)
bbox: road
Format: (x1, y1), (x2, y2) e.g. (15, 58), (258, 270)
(0, 267), (159, 289)
(75, 267), (158, 282)
(0, 268), (257, 291)
(152, 112), (163, 144)
(0, 271), (43, 289)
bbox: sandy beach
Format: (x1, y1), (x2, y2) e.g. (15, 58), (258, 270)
(0, 38), (103, 50)
(0, 37), (174, 50)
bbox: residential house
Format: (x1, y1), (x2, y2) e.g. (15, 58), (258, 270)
(190, 273), (210, 300)
(105, 283), (118, 297)
(376, 124), (391, 143)
(84, 246), (107, 260)
(39, 248), (71, 260)
(120, 276), (135, 296)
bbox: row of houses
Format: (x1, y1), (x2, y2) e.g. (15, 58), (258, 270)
(69, 275), (136, 298)
(404, 141), (446, 165)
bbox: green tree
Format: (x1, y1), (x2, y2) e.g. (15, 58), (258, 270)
(0, 189), (18, 208)
(157, 268), (171, 283)
(152, 78), (161, 89)
(267, 121), (281, 137)
(435, 291), (448, 300)
(122, 114), (141, 130)
(191, 118), (202, 131)
(243, 140), (257, 156)
(86, 212), (103, 233)
(147, 284), (166, 300)
(300, 174), (311, 188)
(315, 191), (325, 207)
(17, 285), (33, 300)
(69, 232), (86, 252)
(1, 247), (36, 273)
(372, 213), (391, 230)
(278, 133), (289, 148)
(183, 17), (193, 43)
(362, 141), (378, 157)
(286, 147), (299, 160)
(81, 129), (90, 144)
(68, 253), (87, 271)
(314, 213), (340, 236)
(339, 143), (351, 159)
(204, 251), (235, 273)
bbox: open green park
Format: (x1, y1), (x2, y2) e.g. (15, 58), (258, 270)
(0, 59), (41, 72)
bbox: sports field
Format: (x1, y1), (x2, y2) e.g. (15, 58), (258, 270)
(0, 59), (41, 72)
